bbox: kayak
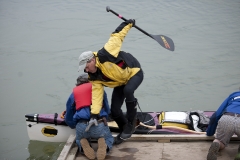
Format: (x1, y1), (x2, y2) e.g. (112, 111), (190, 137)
(25, 111), (214, 142)
(25, 113), (75, 142)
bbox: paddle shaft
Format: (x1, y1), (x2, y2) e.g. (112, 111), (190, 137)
(106, 7), (155, 40)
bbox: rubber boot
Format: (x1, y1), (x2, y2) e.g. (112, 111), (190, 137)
(207, 142), (220, 160)
(112, 113), (127, 145)
(120, 99), (137, 140)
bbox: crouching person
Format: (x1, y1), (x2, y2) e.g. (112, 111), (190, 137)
(206, 90), (240, 160)
(63, 73), (114, 160)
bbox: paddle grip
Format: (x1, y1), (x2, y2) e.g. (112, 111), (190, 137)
(106, 6), (127, 21)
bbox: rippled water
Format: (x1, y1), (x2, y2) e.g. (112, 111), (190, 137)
(0, 0), (240, 159)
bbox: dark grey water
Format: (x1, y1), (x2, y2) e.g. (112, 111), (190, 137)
(0, 0), (240, 159)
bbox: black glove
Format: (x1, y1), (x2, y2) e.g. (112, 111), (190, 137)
(85, 114), (99, 132)
(102, 117), (108, 126)
(126, 19), (135, 27)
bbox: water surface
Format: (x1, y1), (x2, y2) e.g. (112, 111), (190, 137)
(0, 0), (240, 159)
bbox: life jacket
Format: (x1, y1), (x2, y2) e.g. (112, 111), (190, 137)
(73, 83), (92, 110)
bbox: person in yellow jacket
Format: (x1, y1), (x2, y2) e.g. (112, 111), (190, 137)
(78, 19), (143, 144)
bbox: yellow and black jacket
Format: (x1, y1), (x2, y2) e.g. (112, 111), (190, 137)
(89, 20), (141, 115)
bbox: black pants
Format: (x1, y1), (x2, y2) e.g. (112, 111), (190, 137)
(110, 69), (144, 118)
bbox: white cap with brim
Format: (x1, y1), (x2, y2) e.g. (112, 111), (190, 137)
(78, 51), (94, 72)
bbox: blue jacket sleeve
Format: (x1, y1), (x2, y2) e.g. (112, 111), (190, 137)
(103, 91), (111, 114)
(65, 93), (77, 129)
(98, 91), (111, 118)
(206, 112), (217, 136)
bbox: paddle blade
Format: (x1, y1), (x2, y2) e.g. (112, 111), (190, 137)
(151, 34), (175, 51)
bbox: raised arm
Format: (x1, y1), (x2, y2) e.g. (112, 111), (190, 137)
(103, 19), (135, 57)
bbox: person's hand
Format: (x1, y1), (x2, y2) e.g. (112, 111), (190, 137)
(102, 117), (108, 126)
(126, 19), (135, 27)
(60, 110), (66, 119)
(85, 114), (98, 131)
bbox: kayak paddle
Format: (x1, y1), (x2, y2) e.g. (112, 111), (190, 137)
(106, 6), (175, 51)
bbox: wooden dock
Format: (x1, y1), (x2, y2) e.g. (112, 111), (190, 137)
(57, 133), (240, 160)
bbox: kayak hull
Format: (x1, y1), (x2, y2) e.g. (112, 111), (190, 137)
(25, 113), (75, 142)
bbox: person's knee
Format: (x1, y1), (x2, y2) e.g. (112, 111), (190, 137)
(123, 86), (134, 99)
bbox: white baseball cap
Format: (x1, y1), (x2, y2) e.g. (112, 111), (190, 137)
(78, 51), (94, 72)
